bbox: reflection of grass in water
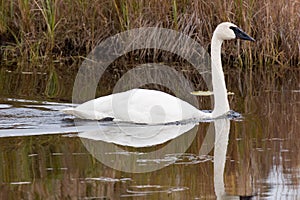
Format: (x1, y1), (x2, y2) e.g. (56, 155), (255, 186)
(45, 67), (60, 98)
(0, 60), (298, 102)
(0, 68), (5, 95)
(0, 64), (76, 101)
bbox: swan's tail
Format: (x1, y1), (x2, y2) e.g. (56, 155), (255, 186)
(62, 107), (85, 118)
(62, 107), (112, 120)
(61, 107), (76, 115)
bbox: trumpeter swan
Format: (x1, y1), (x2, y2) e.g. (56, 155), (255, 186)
(63, 22), (254, 124)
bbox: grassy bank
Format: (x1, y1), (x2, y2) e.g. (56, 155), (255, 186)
(1, 0), (299, 66)
(0, 0), (299, 100)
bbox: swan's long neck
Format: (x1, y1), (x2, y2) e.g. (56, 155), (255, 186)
(210, 34), (230, 117)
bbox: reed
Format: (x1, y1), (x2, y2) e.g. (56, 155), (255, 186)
(34, 0), (59, 53)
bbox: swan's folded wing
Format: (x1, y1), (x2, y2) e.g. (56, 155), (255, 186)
(62, 107), (113, 120)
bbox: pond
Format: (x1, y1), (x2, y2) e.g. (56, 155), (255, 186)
(0, 84), (299, 199)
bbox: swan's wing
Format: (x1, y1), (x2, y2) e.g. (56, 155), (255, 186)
(113, 89), (210, 123)
(62, 89), (210, 123)
(122, 89), (200, 123)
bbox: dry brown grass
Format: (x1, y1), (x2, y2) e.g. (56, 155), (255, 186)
(0, 0), (299, 66)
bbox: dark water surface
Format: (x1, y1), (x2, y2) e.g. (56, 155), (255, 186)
(0, 89), (299, 199)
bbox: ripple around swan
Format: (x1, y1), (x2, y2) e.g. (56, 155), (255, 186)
(0, 97), (74, 131)
(0, 104), (12, 109)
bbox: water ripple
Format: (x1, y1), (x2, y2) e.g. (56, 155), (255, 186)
(127, 185), (189, 194)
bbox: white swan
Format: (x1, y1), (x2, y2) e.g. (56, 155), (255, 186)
(63, 22), (254, 124)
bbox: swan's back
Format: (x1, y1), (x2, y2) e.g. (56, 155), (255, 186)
(63, 89), (210, 123)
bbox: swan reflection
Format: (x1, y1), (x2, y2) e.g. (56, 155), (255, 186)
(78, 121), (199, 173)
(78, 119), (253, 198)
(78, 121), (196, 147)
(212, 119), (254, 200)
(212, 118), (231, 199)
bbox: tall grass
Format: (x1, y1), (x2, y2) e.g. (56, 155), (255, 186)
(0, 0), (298, 66)
(34, 0), (59, 53)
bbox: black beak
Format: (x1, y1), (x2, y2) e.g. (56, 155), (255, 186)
(230, 26), (255, 42)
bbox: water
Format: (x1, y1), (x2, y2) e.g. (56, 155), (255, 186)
(0, 89), (299, 199)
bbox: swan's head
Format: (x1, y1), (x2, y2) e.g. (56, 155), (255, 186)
(214, 22), (255, 42)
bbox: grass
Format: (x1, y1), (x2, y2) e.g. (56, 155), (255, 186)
(0, 0), (298, 66)
(34, 0), (59, 53)
(0, 0), (299, 100)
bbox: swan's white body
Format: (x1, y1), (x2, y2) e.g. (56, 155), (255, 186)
(63, 89), (211, 123)
(63, 22), (254, 124)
